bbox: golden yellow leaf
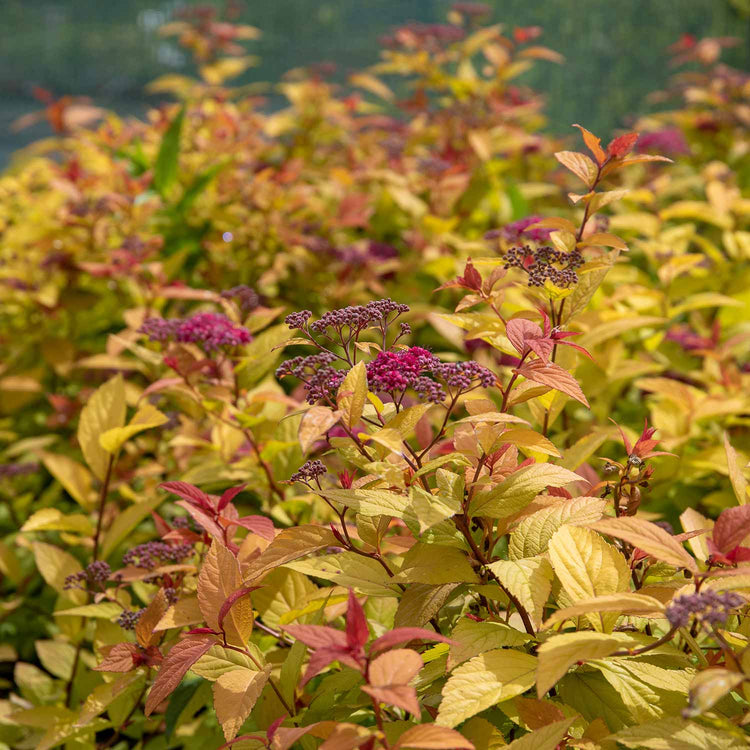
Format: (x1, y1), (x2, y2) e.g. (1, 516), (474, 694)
(198, 542), (253, 646)
(77, 374), (126, 480)
(542, 592), (665, 630)
(212, 666), (271, 741)
(548, 526), (631, 632)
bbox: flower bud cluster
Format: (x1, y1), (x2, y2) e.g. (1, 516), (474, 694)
(504, 245), (584, 288)
(276, 351), (345, 404)
(307, 299), (409, 335)
(140, 312), (252, 352)
(64, 560), (112, 590)
(290, 460), (327, 484)
(116, 609), (144, 631)
(122, 541), (194, 570)
(0, 462), (38, 479)
(665, 590), (744, 629)
(220, 285), (259, 314)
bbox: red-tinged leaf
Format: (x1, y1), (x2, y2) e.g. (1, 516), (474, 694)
(573, 124), (606, 165)
(233, 514), (276, 541)
(528, 338), (554, 365)
(554, 150), (598, 187)
(141, 377), (184, 398)
(283, 624), (348, 650)
(609, 418), (633, 455)
(266, 715), (287, 742)
(368, 649), (423, 687)
(145, 635), (217, 716)
(218, 586), (261, 633)
(461, 260), (483, 291)
(161, 481), (214, 511)
(346, 589), (370, 650)
(271, 726), (319, 750)
(317, 723), (373, 750)
(516, 359), (589, 407)
(394, 724), (475, 749)
(218, 484), (246, 512)
(506, 318), (541, 358)
(151, 511), (171, 537)
(607, 132), (639, 158)
(362, 684), (421, 716)
(369, 628), (455, 656)
(712, 505), (750, 554)
(186, 627), (220, 635)
(94, 642), (141, 672)
(174, 500), (225, 544)
(299, 646), (361, 686)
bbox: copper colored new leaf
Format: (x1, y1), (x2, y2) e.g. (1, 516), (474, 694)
(145, 635), (216, 716)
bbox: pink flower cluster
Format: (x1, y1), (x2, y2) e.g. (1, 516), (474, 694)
(494, 215), (553, 244)
(140, 312), (252, 352)
(366, 347), (495, 403)
(637, 129), (690, 156)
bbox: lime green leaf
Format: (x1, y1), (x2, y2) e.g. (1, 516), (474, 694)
(436, 649), (537, 728)
(393, 544), (479, 585)
(448, 618), (529, 670)
(486, 556), (553, 628)
(99, 404), (168, 454)
(153, 105), (185, 196)
(509, 497), (606, 559)
(536, 631), (635, 696)
(471, 464), (582, 518)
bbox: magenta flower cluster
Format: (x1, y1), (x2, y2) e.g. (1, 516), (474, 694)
(492, 215), (553, 244)
(637, 129), (690, 156)
(367, 347), (495, 403)
(140, 312), (252, 352)
(278, 300), (495, 407)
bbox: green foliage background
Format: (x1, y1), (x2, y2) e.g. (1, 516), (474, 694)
(1, 0), (748, 163)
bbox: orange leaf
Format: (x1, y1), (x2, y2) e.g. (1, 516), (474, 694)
(572, 124), (606, 165)
(516, 360), (589, 407)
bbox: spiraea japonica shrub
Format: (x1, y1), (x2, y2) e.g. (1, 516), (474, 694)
(2, 5), (750, 750)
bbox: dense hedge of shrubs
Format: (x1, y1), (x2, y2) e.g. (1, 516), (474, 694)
(1, 5), (749, 749)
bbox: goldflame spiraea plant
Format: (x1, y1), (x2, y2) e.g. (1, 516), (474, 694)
(4, 7), (750, 748)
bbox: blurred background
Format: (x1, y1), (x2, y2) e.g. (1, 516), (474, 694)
(1, 0), (748, 166)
